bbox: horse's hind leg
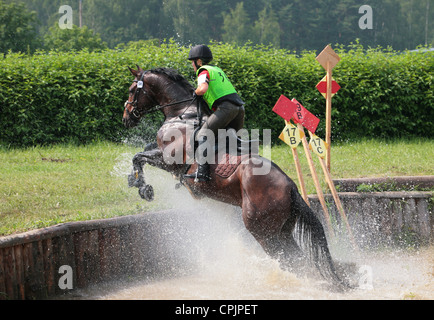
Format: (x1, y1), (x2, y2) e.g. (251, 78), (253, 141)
(240, 183), (302, 270)
(276, 220), (308, 272)
(239, 165), (308, 273)
(256, 220), (308, 274)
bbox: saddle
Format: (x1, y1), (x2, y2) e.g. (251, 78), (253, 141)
(186, 127), (259, 180)
(214, 152), (250, 178)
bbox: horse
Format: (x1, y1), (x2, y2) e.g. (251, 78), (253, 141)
(122, 66), (351, 291)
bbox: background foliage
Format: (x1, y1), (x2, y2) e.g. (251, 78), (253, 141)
(0, 42), (432, 147)
(1, 0), (432, 54)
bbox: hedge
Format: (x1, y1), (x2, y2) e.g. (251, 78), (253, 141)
(0, 41), (432, 147)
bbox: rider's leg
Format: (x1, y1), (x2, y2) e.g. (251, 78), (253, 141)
(186, 102), (243, 182)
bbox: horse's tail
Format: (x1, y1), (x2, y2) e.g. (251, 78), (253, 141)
(291, 190), (351, 291)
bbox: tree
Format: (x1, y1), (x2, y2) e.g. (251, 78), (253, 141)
(253, 5), (280, 47)
(83, 0), (165, 48)
(222, 2), (253, 45)
(162, 0), (228, 45)
(6, 0), (432, 52)
(43, 24), (107, 52)
(399, 0), (433, 48)
(0, 0), (41, 54)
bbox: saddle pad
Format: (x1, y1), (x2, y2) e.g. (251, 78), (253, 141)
(214, 153), (244, 178)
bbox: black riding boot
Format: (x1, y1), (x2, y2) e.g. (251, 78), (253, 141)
(184, 137), (211, 182)
(195, 162), (211, 182)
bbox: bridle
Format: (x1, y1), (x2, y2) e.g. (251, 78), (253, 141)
(124, 71), (153, 121)
(124, 71), (196, 121)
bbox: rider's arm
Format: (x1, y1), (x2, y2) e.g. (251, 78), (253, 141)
(195, 70), (209, 96)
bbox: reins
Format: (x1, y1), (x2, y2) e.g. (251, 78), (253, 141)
(147, 97), (197, 116)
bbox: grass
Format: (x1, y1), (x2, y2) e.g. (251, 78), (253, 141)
(271, 138), (434, 194)
(0, 142), (159, 236)
(0, 138), (433, 236)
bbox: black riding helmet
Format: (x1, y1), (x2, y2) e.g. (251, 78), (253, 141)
(188, 45), (213, 64)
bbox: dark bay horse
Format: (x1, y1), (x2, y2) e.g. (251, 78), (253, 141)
(122, 66), (351, 290)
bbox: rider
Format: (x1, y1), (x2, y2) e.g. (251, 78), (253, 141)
(186, 44), (245, 182)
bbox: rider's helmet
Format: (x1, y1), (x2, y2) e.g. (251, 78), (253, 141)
(188, 45), (213, 64)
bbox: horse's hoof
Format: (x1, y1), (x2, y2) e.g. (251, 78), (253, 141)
(139, 185), (154, 201)
(128, 171), (145, 188)
(127, 173), (136, 187)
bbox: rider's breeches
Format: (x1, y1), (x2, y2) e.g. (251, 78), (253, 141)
(195, 101), (244, 164)
(196, 101), (245, 141)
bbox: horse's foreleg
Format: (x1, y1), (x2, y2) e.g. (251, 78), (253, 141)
(129, 148), (162, 184)
(128, 147), (167, 201)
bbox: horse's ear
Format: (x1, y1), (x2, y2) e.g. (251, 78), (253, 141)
(136, 64), (143, 72)
(128, 66), (137, 76)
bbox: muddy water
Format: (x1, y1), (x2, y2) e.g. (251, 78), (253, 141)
(77, 217), (433, 300)
(87, 157), (434, 300)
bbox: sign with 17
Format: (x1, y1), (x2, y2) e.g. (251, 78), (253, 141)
(279, 121), (304, 149)
(309, 134), (328, 159)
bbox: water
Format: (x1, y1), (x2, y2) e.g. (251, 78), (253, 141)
(77, 231), (432, 300)
(80, 151), (434, 300)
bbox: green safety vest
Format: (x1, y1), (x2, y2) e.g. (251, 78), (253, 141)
(197, 65), (237, 109)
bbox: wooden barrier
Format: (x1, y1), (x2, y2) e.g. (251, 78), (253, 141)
(308, 191), (433, 248)
(0, 190), (432, 300)
(0, 210), (202, 300)
(333, 176), (434, 192)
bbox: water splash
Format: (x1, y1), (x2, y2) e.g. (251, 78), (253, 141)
(80, 141), (434, 300)
(111, 152), (135, 178)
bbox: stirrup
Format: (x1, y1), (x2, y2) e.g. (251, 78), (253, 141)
(184, 164), (211, 182)
(184, 171), (211, 182)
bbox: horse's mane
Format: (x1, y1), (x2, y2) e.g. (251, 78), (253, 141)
(146, 67), (194, 91)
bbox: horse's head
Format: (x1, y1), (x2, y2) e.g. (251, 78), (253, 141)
(122, 65), (158, 128)
(123, 66), (196, 128)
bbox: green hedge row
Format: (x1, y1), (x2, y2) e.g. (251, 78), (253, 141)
(0, 42), (432, 147)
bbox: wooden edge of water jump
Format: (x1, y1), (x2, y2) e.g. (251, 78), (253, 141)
(332, 176), (434, 192)
(0, 209), (179, 249)
(308, 191), (433, 200)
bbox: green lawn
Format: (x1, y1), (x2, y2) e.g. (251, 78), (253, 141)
(1, 139), (433, 236)
(0, 142), (155, 236)
(271, 138), (434, 193)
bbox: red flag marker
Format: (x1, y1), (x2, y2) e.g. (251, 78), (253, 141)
(291, 99), (320, 134)
(316, 76), (341, 98)
(272, 95), (297, 122)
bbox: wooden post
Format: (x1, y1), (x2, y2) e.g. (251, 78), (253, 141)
(326, 61), (332, 171)
(307, 131), (357, 249)
(318, 155), (358, 249)
(280, 119), (310, 205)
(298, 123), (334, 237)
(290, 147), (309, 206)
(316, 45), (340, 172)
